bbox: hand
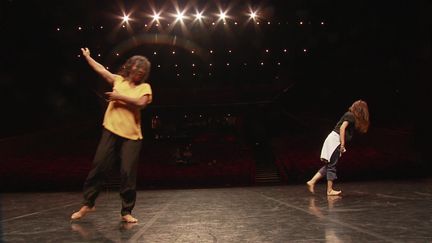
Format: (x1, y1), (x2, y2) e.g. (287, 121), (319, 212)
(105, 90), (121, 101)
(339, 145), (346, 156)
(81, 47), (90, 57)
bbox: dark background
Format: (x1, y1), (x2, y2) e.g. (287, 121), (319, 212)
(1, 0), (431, 190)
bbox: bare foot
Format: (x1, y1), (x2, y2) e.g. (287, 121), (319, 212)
(327, 190), (342, 196)
(71, 206), (95, 220)
(121, 214), (138, 223)
(306, 181), (315, 194)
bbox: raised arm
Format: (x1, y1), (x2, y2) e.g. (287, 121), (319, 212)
(81, 47), (118, 85)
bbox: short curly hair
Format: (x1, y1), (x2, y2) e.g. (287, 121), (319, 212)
(117, 55), (151, 83)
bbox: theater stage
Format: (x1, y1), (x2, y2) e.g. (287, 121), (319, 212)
(1, 179), (431, 242)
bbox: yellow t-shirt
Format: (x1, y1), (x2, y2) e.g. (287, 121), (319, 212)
(103, 76), (152, 140)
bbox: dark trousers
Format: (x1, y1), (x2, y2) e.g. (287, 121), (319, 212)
(319, 146), (341, 181)
(82, 129), (142, 216)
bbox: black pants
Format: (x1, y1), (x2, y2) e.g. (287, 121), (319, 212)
(82, 129), (142, 216)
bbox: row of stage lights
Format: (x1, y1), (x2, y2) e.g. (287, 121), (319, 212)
(121, 8), (268, 25)
(77, 48), (297, 58)
(77, 48), (307, 74)
(56, 7), (325, 32)
(78, 60), (289, 79)
(58, 20), (324, 32)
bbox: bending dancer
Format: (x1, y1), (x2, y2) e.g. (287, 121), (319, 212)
(71, 47), (152, 223)
(307, 100), (369, 196)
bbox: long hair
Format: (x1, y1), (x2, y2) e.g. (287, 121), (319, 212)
(349, 100), (370, 133)
(117, 55), (151, 83)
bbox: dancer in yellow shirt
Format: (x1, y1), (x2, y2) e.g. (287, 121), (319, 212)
(71, 47), (152, 223)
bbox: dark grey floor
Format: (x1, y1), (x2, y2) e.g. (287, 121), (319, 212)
(1, 179), (432, 242)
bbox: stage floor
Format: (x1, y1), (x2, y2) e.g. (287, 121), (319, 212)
(1, 179), (432, 242)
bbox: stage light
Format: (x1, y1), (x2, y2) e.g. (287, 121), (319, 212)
(217, 9), (229, 23)
(248, 10), (258, 21)
(219, 12), (227, 21)
(174, 10), (187, 23)
(56, 27), (60, 31)
(122, 15), (130, 23)
(299, 21), (303, 25)
(209, 50), (213, 54)
(194, 11), (204, 21)
(321, 21), (325, 25)
(100, 26), (103, 29)
(78, 26), (82, 30)
(151, 12), (161, 22)
(153, 51), (157, 55)
(172, 51), (176, 55)
(175, 12), (185, 22)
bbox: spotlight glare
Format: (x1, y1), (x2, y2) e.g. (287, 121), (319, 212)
(175, 10), (185, 22)
(194, 10), (204, 21)
(249, 11), (257, 20)
(151, 12), (161, 21)
(122, 15), (130, 23)
(218, 10), (228, 22)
